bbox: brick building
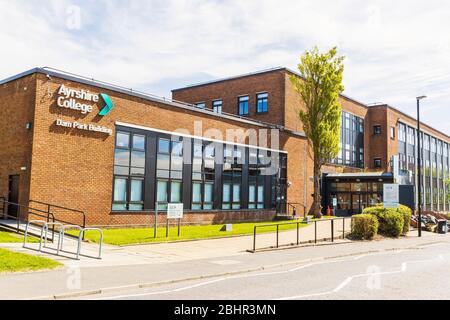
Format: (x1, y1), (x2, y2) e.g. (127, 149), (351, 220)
(0, 67), (449, 227)
(173, 67), (450, 215)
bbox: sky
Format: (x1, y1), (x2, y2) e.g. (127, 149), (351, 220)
(1, 0), (450, 134)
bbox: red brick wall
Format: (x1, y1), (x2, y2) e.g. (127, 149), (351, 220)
(172, 70), (286, 126)
(0, 74), (36, 219)
(365, 106), (389, 171)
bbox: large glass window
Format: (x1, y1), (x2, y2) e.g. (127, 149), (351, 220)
(398, 123), (406, 142)
(192, 142), (215, 210)
(156, 137), (183, 210)
(238, 96), (249, 116)
(248, 149), (265, 209)
(256, 93), (269, 113)
(112, 129), (288, 213)
(113, 132), (146, 211)
(336, 111), (364, 168)
(223, 145), (243, 209)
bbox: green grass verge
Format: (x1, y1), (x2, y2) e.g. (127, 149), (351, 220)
(0, 229), (39, 243)
(0, 248), (62, 273)
(68, 219), (313, 246)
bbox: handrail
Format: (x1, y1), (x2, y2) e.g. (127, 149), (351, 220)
(277, 200), (307, 218)
(252, 217), (352, 252)
(0, 199), (57, 241)
(29, 200), (86, 229)
(287, 202), (307, 217)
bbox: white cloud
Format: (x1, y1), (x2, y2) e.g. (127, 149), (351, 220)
(1, 0), (449, 134)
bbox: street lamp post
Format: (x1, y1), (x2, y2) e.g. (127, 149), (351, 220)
(416, 95), (427, 237)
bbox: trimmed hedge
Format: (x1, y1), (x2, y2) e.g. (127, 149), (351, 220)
(362, 204), (412, 238)
(351, 214), (379, 240)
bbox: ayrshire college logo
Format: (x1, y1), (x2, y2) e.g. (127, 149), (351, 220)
(56, 85), (114, 116)
(98, 93), (114, 116)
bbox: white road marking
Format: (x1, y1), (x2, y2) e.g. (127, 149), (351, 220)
(93, 249), (413, 300)
(277, 254), (448, 300)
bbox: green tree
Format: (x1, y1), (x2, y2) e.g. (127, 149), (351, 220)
(290, 47), (345, 218)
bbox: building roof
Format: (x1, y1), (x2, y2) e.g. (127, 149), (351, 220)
(0, 67), (305, 138)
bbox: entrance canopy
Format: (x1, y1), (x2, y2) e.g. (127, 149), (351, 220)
(325, 172), (394, 182)
(323, 172), (394, 216)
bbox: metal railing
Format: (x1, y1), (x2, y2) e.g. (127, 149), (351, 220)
(251, 217), (352, 252)
(0, 198), (57, 241)
(29, 200), (86, 230)
(277, 200), (307, 218)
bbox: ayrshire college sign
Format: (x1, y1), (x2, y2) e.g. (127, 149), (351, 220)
(55, 85), (114, 136)
(55, 119), (113, 136)
(56, 85), (114, 116)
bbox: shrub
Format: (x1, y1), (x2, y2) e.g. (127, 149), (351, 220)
(362, 205), (405, 238)
(397, 205), (412, 235)
(351, 214), (379, 240)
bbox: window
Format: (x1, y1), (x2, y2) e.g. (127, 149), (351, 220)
(333, 111), (364, 168)
(408, 127), (415, 145)
(398, 123), (406, 142)
(195, 102), (206, 109)
(345, 113), (350, 129)
(358, 118), (364, 133)
(248, 149), (266, 209)
(373, 125), (382, 135)
(424, 134), (430, 150)
(156, 137), (183, 210)
(256, 93), (268, 113)
(238, 96), (249, 116)
(222, 145), (243, 209)
(113, 132), (146, 211)
(192, 142), (215, 210)
(213, 100), (222, 114)
(374, 158), (382, 168)
(390, 127), (396, 139)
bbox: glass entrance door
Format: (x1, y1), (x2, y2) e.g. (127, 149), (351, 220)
(351, 194), (368, 215)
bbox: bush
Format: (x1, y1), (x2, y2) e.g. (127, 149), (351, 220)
(362, 205), (405, 238)
(397, 205), (412, 235)
(351, 214), (379, 240)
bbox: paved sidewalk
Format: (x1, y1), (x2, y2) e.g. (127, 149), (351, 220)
(0, 228), (448, 300)
(2, 218), (352, 268)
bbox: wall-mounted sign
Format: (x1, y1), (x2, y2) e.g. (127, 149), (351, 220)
(55, 119), (113, 136)
(56, 85), (114, 116)
(383, 183), (399, 209)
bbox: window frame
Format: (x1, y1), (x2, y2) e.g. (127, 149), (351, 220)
(195, 102), (206, 109)
(156, 137), (184, 211)
(213, 99), (223, 114)
(238, 95), (249, 116)
(256, 92), (269, 114)
(374, 158), (382, 168)
(373, 125), (382, 135)
(112, 131), (146, 212)
(191, 142), (215, 211)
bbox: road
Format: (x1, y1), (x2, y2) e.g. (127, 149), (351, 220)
(73, 242), (450, 300)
